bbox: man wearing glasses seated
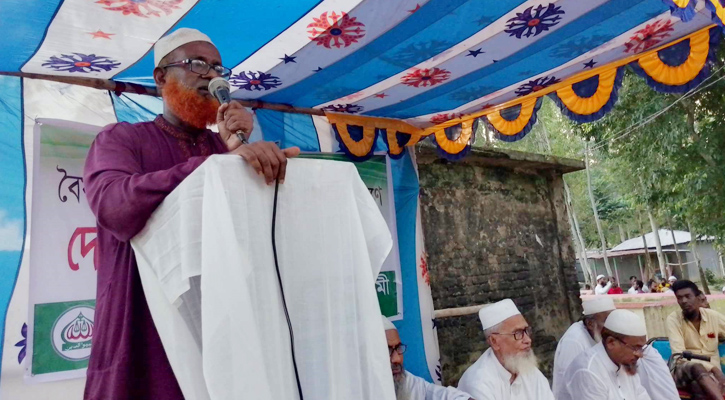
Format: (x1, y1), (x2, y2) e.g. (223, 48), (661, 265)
(667, 279), (725, 400)
(457, 299), (554, 400)
(383, 316), (473, 399)
(561, 309), (651, 400)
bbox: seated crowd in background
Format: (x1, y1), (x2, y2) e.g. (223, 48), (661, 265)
(390, 278), (724, 400)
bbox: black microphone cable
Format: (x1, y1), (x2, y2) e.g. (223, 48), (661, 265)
(270, 176), (304, 400)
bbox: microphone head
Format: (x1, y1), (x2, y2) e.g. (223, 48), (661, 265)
(209, 77), (231, 104)
(209, 77), (230, 93)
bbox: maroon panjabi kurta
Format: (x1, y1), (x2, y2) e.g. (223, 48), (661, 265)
(83, 116), (228, 400)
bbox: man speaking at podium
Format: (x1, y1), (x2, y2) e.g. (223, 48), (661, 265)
(83, 28), (299, 400)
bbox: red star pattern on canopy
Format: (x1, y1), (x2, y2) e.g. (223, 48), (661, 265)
(88, 30), (114, 39)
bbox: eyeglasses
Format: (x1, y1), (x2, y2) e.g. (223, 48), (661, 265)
(163, 59), (232, 78)
(615, 337), (648, 355)
(491, 327), (533, 341)
(389, 343), (407, 356)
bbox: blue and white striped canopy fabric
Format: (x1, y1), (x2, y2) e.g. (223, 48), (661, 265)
(1, 0), (721, 129)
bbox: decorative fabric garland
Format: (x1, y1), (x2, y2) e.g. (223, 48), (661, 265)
(332, 122), (377, 161)
(483, 97), (542, 142)
(706, 0), (725, 29)
(327, 113), (429, 160)
(663, 0), (698, 22)
(381, 129), (412, 159)
(549, 67), (624, 123)
(430, 119), (475, 161)
(322, 27), (721, 161)
(629, 28), (719, 93)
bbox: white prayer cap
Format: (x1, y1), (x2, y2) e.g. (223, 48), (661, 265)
(382, 316), (396, 331)
(478, 299), (521, 330)
(154, 28), (214, 67)
(604, 309), (647, 337)
(582, 297), (616, 316)
(668, 276), (677, 282)
(596, 274), (605, 280)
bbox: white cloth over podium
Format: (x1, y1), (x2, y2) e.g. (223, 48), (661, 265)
(132, 155), (396, 400)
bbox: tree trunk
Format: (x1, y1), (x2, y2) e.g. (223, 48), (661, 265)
(688, 222), (710, 294)
(563, 180), (594, 286)
(647, 208), (667, 278)
(568, 204), (593, 286)
(584, 141), (613, 276)
(637, 212), (655, 278)
(637, 255), (645, 281)
(618, 225), (627, 244)
(666, 216), (684, 275)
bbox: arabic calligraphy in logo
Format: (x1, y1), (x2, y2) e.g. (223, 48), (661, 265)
(51, 306), (94, 361)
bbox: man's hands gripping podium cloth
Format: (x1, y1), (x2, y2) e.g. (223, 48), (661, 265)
(132, 156), (396, 400)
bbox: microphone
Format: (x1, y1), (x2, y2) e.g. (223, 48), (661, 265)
(209, 77), (231, 104)
(210, 77), (249, 144)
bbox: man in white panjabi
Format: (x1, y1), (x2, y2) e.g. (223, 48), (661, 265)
(636, 345), (679, 400)
(456, 299), (554, 400)
(383, 317), (474, 400)
(552, 297), (616, 398)
(562, 309), (652, 400)
(595, 274), (613, 295)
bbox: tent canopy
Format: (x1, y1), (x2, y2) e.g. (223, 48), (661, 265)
(2, 0), (724, 160)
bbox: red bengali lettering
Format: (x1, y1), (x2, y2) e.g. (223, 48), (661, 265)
(68, 227), (98, 271)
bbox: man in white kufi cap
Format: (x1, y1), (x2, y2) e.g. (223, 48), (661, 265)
(382, 317), (473, 400)
(552, 297), (616, 398)
(561, 309), (652, 400)
(82, 27), (299, 399)
(595, 274), (613, 295)
(457, 299), (554, 400)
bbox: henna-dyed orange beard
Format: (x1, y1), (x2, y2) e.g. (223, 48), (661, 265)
(162, 77), (220, 129)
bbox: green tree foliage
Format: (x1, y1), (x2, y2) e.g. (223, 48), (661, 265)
(479, 56), (725, 249)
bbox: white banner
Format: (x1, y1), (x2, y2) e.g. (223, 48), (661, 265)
(26, 119), (100, 383)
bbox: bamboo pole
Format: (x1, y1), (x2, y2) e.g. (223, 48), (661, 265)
(637, 211), (654, 278)
(688, 222), (710, 294)
(648, 209), (668, 278)
(434, 305), (486, 319)
(0, 71), (326, 116)
(583, 140), (612, 277)
(666, 216), (684, 275)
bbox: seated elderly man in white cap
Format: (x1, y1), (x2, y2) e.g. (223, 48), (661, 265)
(595, 275), (613, 295)
(457, 299), (554, 400)
(382, 317), (474, 400)
(561, 309), (652, 400)
(552, 297), (616, 398)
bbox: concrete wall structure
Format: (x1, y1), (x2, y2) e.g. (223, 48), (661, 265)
(416, 146), (584, 385)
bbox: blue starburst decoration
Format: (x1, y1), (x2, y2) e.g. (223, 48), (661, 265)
(42, 53), (121, 73)
(15, 323), (26, 364)
(505, 4), (565, 39)
(515, 76), (560, 96)
(230, 71), (282, 91)
(321, 103), (364, 113)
